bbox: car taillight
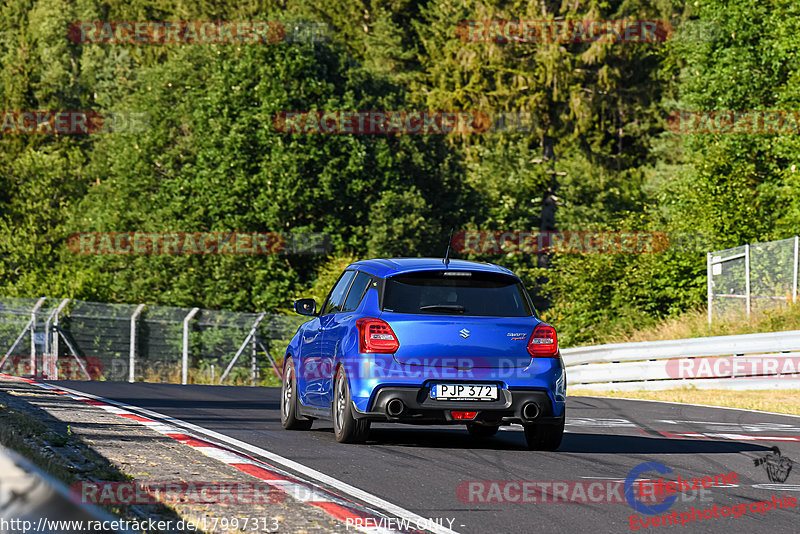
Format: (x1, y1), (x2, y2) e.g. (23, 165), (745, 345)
(451, 411), (477, 420)
(527, 323), (558, 358)
(356, 317), (400, 353)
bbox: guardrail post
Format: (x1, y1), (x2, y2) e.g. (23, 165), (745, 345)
(129, 304), (146, 383)
(46, 299), (70, 378)
(44, 311), (52, 361)
(251, 332), (258, 386)
(793, 236), (798, 304)
(745, 243), (751, 318)
(707, 252), (713, 325)
(1, 316), (37, 374)
(220, 312), (266, 384)
(182, 307), (200, 385)
(53, 325), (91, 379)
(29, 297), (46, 378)
(256, 338), (283, 379)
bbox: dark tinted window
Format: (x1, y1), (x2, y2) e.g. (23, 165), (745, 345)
(382, 271), (533, 317)
(342, 271), (372, 312)
(321, 270), (356, 315)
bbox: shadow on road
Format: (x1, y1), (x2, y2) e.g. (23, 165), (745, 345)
(557, 432), (771, 454)
(338, 426), (774, 454)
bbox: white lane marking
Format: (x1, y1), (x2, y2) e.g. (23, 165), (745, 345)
(137, 420), (181, 434)
(192, 446), (263, 465)
(50, 384), (459, 534)
(704, 433), (800, 442)
(496, 428), (577, 433)
(751, 484), (800, 491)
(579, 395), (800, 420)
(566, 418), (636, 427)
(655, 420), (800, 432)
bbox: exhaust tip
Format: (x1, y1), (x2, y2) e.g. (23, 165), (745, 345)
(522, 402), (540, 422)
(386, 398), (405, 417)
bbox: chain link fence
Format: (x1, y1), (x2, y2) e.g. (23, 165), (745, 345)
(708, 236), (799, 322)
(0, 297), (306, 385)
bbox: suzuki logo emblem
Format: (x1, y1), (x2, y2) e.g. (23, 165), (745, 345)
(459, 329), (470, 339)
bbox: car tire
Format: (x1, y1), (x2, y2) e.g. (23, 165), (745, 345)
(467, 424), (500, 438)
(332, 367), (370, 443)
(281, 357), (313, 430)
(523, 416), (565, 451)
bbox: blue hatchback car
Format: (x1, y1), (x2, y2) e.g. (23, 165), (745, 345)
(281, 258), (566, 450)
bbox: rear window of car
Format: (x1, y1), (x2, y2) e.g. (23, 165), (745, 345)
(381, 270), (534, 317)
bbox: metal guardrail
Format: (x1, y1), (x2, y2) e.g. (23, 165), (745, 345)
(562, 330), (800, 391)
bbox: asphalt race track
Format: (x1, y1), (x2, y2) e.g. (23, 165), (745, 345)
(50, 381), (800, 534)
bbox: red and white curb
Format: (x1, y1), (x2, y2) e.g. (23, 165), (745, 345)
(0, 375), (437, 534)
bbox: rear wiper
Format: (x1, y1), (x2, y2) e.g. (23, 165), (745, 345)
(419, 304), (465, 313)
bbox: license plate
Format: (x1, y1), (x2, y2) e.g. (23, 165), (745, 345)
(430, 384), (497, 401)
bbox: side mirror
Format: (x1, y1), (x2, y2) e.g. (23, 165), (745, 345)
(293, 298), (317, 316)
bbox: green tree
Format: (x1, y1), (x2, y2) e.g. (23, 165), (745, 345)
(60, 38), (470, 310)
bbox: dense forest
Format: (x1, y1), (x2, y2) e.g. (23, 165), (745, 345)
(1, 0), (799, 346)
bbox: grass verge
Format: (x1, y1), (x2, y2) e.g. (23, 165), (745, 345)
(568, 387), (800, 416)
(587, 303), (800, 346)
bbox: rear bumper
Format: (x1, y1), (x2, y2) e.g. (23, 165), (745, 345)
(353, 386), (563, 425)
(343, 353), (566, 415)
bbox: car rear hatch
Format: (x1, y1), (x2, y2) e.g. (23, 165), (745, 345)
(383, 314), (538, 369)
(379, 269), (540, 369)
